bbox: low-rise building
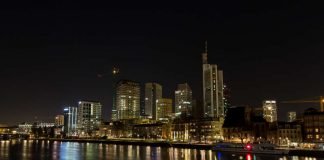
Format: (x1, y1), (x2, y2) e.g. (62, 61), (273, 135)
(303, 108), (324, 142)
(132, 123), (169, 139)
(172, 117), (223, 143)
(223, 106), (253, 143)
(17, 123), (33, 134)
(277, 121), (303, 146)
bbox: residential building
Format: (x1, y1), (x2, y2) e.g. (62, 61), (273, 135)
(77, 101), (102, 135)
(303, 108), (324, 142)
(277, 121), (302, 146)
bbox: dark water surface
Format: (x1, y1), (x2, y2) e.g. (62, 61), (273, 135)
(0, 140), (322, 160)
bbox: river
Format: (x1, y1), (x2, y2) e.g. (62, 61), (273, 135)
(0, 140), (321, 160)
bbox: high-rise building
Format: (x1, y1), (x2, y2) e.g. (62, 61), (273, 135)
(55, 115), (64, 126)
(116, 80), (140, 120)
(202, 42), (225, 118)
(144, 83), (162, 120)
(175, 83), (192, 117)
(111, 67), (120, 121)
(262, 100), (277, 123)
(288, 111), (297, 122)
(77, 101), (102, 134)
(63, 106), (78, 135)
(156, 98), (173, 120)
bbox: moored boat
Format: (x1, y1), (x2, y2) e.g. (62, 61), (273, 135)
(212, 142), (289, 155)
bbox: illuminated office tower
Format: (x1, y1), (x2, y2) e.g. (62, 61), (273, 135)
(156, 98), (173, 120)
(144, 83), (162, 120)
(288, 111), (297, 122)
(77, 101), (102, 134)
(116, 80), (140, 120)
(55, 115), (64, 126)
(263, 100), (277, 123)
(175, 83), (192, 117)
(202, 42), (225, 118)
(63, 106), (78, 135)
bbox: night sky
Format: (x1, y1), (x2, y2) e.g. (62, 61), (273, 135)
(1, 1), (324, 124)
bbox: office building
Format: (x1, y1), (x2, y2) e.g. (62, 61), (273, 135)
(156, 98), (173, 120)
(55, 115), (64, 126)
(202, 42), (225, 118)
(144, 83), (162, 119)
(175, 83), (192, 117)
(77, 101), (102, 134)
(116, 80), (140, 120)
(63, 106), (78, 135)
(263, 100), (277, 123)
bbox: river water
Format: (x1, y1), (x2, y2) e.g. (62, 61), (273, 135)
(0, 140), (321, 160)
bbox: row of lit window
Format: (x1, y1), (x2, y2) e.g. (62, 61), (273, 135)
(279, 130), (299, 133)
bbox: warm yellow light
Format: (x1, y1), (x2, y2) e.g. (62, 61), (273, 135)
(322, 99), (324, 103)
(112, 67), (119, 75)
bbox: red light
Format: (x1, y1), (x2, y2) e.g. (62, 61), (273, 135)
(246, 154), (251, 160)
(246, 144), (252, 150)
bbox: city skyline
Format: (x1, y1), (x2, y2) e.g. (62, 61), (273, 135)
(1, 2), (324, 124)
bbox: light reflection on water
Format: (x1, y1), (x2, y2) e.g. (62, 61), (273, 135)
(0, 140), (322, 160)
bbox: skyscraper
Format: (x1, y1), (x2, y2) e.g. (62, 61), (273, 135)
(175, 83), (192, 117)
(111, 67), (120, 121)
(77, 101), (102, 134)
(156, 98), (173, 120)
(63, 106), (78, 136)
(262, 100), (277, 123)
(116, 80), (141, 120)
(202, 42), (225, 118)
(144, 83), (162, 120)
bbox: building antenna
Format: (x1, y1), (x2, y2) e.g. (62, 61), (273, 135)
(205, 40), (208, 53)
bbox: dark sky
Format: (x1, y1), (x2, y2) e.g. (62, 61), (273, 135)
(1, 1), (324, 124)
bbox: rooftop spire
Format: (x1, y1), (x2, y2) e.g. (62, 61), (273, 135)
(202, 40), (208, 64)
(205, 40), (208, 54)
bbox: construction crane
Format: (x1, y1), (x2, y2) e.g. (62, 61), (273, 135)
(281, 96), (324, 112)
